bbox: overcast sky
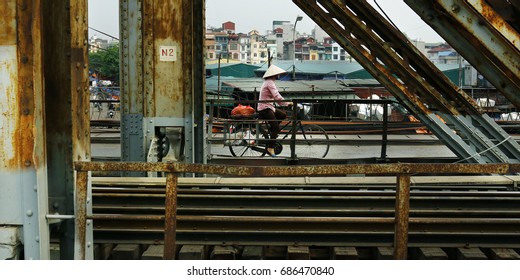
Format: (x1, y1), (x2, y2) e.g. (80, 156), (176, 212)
(88, 0), (444, 43)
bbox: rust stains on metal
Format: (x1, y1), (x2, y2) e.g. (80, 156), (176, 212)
(90, 214), (165, 221)
(0, 47), (19, 169)
(261, 164), (400, 177)
(467, 0), (520, 48)
(155, 2), (180, 40)
(75, 170), (88, 260)
(1, 0), (46, 170)
(70, 0), (90, 162)
(74, 161), (518, 177)
(13, 0), (41, 170)
(0, 0), (17, 45)
(393, 175), (410, 260)
(75, 161), (171, 172)
(145, 0), (187, 117)
(178, 163), (257, 177)
(164, 173), (178, 260)
(406, 163), (510, 174)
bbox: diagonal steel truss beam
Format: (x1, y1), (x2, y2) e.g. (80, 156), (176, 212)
(293, 0), (520, 163)
(405, 0), (520, 110)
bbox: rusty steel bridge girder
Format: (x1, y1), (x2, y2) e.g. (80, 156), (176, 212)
(405, 0), (520, 109)
(292, 0), (520, 164)
(120, 0), (206, 167)
(291, 0), (476, 162)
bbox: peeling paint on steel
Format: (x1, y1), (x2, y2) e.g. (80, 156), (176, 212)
(394, 175), (410, 260)
(70, 0), (90, 162)
(74, 161), (518, 177)
(75, 171), (88, 259)
(149, 1), (185, 118)
(164, 173), (178, 259)
(0, 0), (17, 45)
(467, 0), (520, 49)
(434, 0), (520, 98)
(16, 0), (38, 172)
(1, 0), (46, 171)
(0, 46), (19, 168)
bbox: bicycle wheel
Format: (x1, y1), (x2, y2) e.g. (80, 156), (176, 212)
(293, 124), (330, 158)
(229, 128), (269, 157)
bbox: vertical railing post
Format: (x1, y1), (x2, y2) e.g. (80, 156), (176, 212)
(380, 101), (389, 161)
(394, 174), (411, 260)
(74, 170), (88, 260)
(290, 99), (298, 161)
(164, 172), (178, 259)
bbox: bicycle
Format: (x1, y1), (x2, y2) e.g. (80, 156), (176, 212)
(226, 103), (330, 158)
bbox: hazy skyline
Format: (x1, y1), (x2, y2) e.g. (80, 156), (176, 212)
(88, 0), (444, 43)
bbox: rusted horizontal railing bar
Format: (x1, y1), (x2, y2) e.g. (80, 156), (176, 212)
(90, 214), (394, 223)
(74, 161), (256, 176)
(89, 214), (165, 221)
(88, 214), (520, 225)
(75, 161), (520, 175)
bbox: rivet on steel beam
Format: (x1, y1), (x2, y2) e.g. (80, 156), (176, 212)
(76, 62), (81, 68)
(87, 220), (91, 226)
(26, 210), (33, 217)
(87, 242), (92, 248)
(75, 15), (80, 21)
(23, 109), (30, 115)
(35, 236), (39, 242)
(24, 160), (31, 166)
(451, 5), (460, 13)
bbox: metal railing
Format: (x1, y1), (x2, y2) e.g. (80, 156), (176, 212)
(74, 161), (520, 260)
(207, 98), (406, 161)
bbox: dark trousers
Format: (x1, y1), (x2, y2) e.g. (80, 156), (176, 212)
(259, 108), (287, 147)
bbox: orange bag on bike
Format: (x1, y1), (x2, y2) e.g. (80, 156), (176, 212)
(231, 104), (255, 117)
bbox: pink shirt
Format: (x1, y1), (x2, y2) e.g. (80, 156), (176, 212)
(257, 78), (289, 112)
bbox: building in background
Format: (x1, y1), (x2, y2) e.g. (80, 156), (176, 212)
(313, 25), (328, 43)
(239, 34), (251, 63)
(88, 35), (118, 53)
(204, 21), (458, 68)
(249, 30), (268, 64)
(222, 21), (235, 34)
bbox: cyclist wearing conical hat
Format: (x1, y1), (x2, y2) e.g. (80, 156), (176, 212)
(258, 64), (293, 156)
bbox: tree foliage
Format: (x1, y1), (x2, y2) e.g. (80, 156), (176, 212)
(89, 45), (120, 82)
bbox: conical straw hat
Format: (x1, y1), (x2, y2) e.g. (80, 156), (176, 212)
(263, 64), (287, 78)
